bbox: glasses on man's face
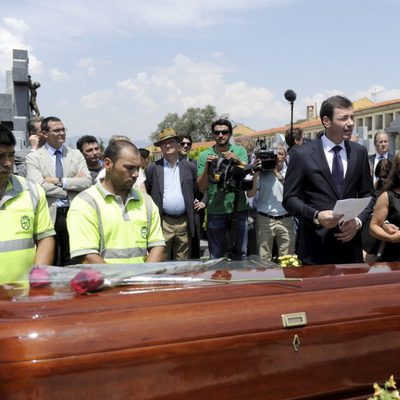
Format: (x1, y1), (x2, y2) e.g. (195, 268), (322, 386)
(49, 128), (67, 133)
(180, 142), (192, 147)
(213, 130), (230, 136)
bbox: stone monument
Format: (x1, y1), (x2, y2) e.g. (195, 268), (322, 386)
(385, 117), (400, 156)
(0, 49), (35, 150)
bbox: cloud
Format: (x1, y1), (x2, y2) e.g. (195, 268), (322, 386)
(78, 58), (97, 76)
(79, 54), (293, 137)
(3, 17), (29, 34)
(81, 89), (115, 109)
(50, 68), (70, 82)
(6, 0), (296, 37)
(351, 85), (400, 103)
(0, 18), (42, 78)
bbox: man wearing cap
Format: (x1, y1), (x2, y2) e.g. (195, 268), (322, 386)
(145, 128), (197, 260)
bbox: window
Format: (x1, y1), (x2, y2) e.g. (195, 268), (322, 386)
(385, 113), (394, 127)
(375, 114), (383, 130)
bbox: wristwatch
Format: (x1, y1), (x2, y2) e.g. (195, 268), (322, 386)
(313, 211), (320, 226)
(56, 178), (63, 187)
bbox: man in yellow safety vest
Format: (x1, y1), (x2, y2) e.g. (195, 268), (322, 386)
(67, 139), (165, 264)
(0, 125), (55, 285)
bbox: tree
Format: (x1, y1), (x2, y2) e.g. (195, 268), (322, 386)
(150, 105), (218, 143)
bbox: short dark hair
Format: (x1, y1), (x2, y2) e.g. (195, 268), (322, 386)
(41, 116), (62, 132)
(138, 148), (150, 159)
(27, 116), (43, 135)
(211, 119), (232, 135)
(285, 127), (303, 148)
(104, 140), (138, 162)
(76, 135), (99, 152)
(319, 95), (352, 122)
(0, 125), (16, 147)
(179, 134), (193, 145)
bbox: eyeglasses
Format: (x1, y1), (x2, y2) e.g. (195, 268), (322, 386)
(180, 142), (192, 147)
(49, 128), (67, 133)
(213, 130), (230, 136)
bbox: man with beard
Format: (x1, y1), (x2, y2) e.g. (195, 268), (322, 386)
(283, 95), (374, 265)
(67, 140), (165, 264)
(76, 135), (104, 183)
(197, 119), (249, 260)
(0, 125), (55, 285)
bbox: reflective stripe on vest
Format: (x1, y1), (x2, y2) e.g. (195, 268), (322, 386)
(103, 248), (147, 259)
(77, 189), (152, 260)
(0, 237), (35, 253)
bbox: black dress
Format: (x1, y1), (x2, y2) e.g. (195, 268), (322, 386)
(381, 190), (400, 261)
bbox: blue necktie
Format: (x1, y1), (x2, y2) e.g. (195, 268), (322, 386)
(55, 149), (63, 178)
(332, 145), (344, 193)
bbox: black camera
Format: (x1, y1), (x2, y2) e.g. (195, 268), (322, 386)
(208, 157), (252, 193)
(254, 138), (278, 172)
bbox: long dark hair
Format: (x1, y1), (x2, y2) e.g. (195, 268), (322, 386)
(375, 158), (393, 193)
(384, 153), (400, 191)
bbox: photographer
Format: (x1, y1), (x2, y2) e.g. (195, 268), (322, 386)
(197, 119), (249, 260)
(247, 143), (295, 261)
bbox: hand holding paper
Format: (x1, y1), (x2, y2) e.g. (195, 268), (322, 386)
(333, 197), (372, 222)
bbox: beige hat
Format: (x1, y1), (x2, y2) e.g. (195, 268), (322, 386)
(153, 127), (178, 147)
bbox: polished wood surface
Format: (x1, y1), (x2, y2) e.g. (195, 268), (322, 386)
(1, 262), (399, 399)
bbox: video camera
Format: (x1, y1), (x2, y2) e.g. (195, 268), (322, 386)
(208, 157), (253, 194)
(254, 138), (278, 172)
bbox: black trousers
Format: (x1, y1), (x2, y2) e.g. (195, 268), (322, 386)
(54, 208), (71, 266)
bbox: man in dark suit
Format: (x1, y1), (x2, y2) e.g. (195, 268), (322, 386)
(145, 128), (197, 260)
(368, 131), (394, 183)
(283, 95), (375, 265)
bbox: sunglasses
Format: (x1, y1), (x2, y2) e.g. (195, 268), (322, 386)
(213, 130), (230, 136)
(180, 142), (192, 147)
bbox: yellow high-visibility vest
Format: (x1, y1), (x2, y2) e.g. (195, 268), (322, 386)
(67, 183), (165, 264)
(0, 175), (55, 285)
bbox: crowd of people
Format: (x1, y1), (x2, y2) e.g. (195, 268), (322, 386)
(1, 94), (400, 286)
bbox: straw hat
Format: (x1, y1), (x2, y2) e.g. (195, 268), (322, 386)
(153, 127), (178, 146)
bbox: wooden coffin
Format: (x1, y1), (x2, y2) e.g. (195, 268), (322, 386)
(0, 261), (400, 399)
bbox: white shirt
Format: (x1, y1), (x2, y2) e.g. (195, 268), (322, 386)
(321, 134), (347, 177)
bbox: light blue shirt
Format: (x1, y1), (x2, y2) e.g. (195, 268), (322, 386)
(256, 164), (288, 216)
(45, 143), (69, 208)
(162, 158), (186, 215)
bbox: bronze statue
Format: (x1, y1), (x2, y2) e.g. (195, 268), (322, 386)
(28, 75), (41, 116)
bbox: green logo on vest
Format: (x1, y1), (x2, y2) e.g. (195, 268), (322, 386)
(141, 226), (148, 239)
(20, 215), (31, 230)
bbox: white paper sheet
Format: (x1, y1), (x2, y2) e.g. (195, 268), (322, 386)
(333, 197), (372, 222)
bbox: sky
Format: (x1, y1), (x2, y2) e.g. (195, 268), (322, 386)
(0, 0), (399, 147)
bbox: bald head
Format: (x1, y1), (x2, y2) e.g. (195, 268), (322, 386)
(104, 140), (139, 162)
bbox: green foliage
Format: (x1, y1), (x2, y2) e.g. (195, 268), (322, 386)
(188, 146), (209, 161)
(150, 105), (218, 143)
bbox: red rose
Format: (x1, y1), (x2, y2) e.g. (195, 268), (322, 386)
(70, 270), (104, 294)
(29, 266), (51, 288)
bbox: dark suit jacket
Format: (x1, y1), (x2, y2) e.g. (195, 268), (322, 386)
(368, 152), (394, 178)
(283, 137), (375, 265)
(145, 158), (197, 237)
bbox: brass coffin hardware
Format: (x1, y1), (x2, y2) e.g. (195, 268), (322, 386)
(292, 334), (301, 352)
(281, 312), (307, 328)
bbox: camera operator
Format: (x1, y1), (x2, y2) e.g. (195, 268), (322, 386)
(247, 143), (295, 261)
(197, 119), (249, 260)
